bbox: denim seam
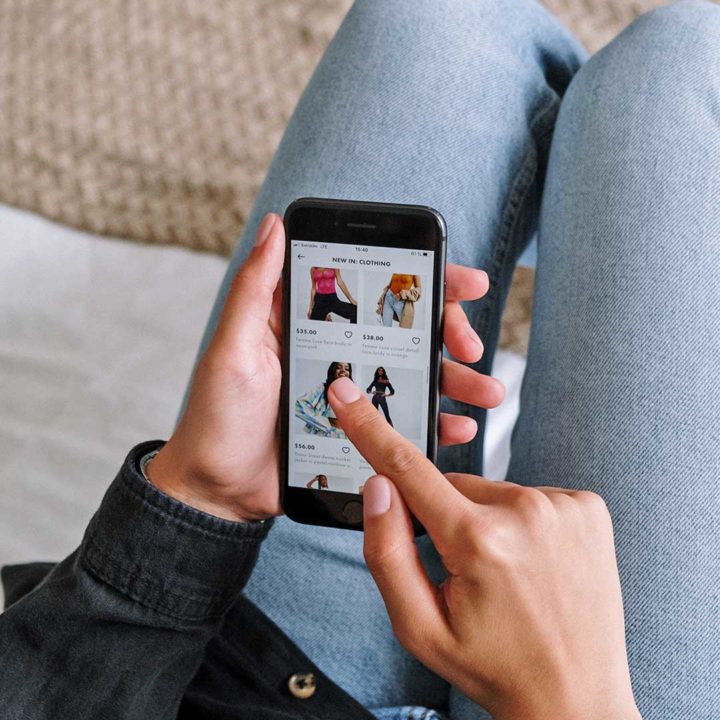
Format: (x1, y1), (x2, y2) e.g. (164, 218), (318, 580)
(476, 97), (559, 343)
(447, 99), (558, 475)
(81, 535), (239, 622)
(82, 534), (237, 608)
(486, 101), (559, 480)
(83, 533), (240, 604)
(118, 471), (267, 543)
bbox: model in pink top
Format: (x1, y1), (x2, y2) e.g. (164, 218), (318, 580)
(307, 266), (358, 323)
(311, 267), (337, 294)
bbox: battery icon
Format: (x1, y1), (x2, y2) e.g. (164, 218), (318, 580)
(422, 252), (428, 256)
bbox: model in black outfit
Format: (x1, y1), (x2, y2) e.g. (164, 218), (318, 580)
(366, 366), (394, 427)
(310, 292), (358, 323)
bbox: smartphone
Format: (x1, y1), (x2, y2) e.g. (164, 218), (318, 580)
(280, 197), (447, 532)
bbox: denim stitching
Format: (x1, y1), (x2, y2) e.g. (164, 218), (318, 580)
(446, 98), (560, 476)
(82, 535), (237, 607)
(81, 536), (240, 622)
(475, 97), (560, 343)
(118, 470), (268, 543)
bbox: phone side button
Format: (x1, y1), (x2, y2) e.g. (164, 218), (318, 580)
(342, 500), (363, 525)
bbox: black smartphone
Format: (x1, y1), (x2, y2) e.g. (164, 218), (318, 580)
(280, 197), (447, 532)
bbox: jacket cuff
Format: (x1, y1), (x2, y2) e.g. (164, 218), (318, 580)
(80, 440), (272, 622)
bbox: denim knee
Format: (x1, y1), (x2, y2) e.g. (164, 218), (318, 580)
(345, 0), (579, 67)
(616, 1), (720, 77)
(542, 0), (720, 258)
(564, 0), (720, 118)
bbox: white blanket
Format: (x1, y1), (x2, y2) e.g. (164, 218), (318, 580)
(0, 204), (526, 596)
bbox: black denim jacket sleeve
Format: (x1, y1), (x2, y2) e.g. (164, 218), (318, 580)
(0, 439), (272, 720)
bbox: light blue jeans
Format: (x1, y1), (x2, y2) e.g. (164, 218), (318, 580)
(381, 289), (406, 327)
(179, 1), (720, 718)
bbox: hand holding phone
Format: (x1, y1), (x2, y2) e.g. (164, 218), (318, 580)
(146, 212), (286, 522)
(146, 205), (503, 525)
(327, 382), (641, 720)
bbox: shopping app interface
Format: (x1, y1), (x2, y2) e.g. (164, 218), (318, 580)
(289, 239), (435, 494)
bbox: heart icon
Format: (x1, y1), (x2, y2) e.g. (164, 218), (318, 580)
(411, 336), (420, 345)
(341, 446), (350, 454)
(344, 330), (353, 338)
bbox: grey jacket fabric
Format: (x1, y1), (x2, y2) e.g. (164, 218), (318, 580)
(0, 440), (374, 719)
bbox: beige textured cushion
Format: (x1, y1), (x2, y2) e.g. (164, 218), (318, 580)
(0, 0), (703, 353)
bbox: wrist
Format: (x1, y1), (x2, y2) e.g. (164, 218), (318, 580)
(492, 692), (641, 720)
(145, 443), (250, 523)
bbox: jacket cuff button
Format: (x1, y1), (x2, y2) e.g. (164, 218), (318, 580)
(288, 672), (316, 699)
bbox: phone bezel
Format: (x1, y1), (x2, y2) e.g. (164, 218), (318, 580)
(280, 197), (447, 532)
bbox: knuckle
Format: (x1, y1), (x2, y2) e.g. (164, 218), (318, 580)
(351, 403), (385, 431)
(383, 441), (420, 477)
(505, 486), (557, 540)
(455, 509), (481, 540)
(511, 485), (551, 516)
(343, 403), (385, 440)
(363, 538), (402, 574)
(574, 490), (611, 519)
(454, 509), (496, 560)
(362, 544), (379, 572)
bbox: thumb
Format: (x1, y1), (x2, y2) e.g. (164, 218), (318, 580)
(363, 475), (446, 654)
(211, 213), (285, 361)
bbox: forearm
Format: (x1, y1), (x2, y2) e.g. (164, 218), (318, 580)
(0, 440), (271, 720)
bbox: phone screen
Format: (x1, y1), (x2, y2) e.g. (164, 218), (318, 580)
(287, 238), (436, 495)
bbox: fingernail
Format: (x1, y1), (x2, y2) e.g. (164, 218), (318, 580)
(466, 324), (483, 349)
(364, 475), (391, 519)
(330, 377), (362, 404)
(256, 213), (275, 246)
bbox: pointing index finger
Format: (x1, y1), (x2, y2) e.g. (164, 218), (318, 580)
(327, 377), (469, 536)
